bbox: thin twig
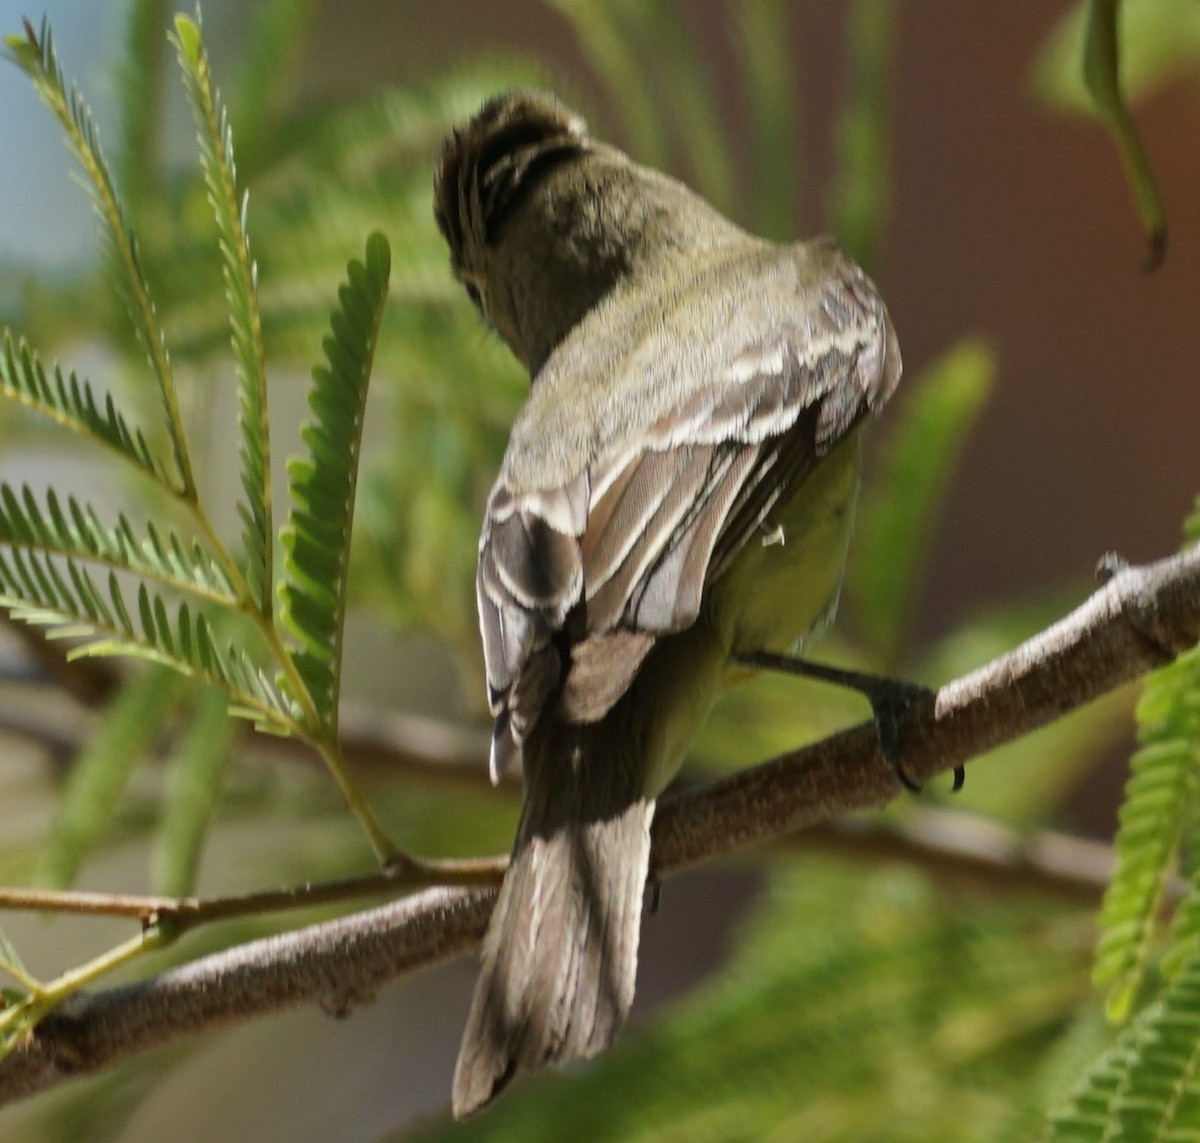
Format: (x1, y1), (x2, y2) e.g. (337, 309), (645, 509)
(792, 811), (1121, 904)
(0, 855), (507, 931)
(0, 544), (1197, 1105)
(0, 672), (493, 785)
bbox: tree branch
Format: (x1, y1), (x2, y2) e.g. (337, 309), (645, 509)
(0, 658), (492, 786)
(792, 809), (1123, 905)
(1, 544), (1198, 1106)
(652, 548), (1200, 871)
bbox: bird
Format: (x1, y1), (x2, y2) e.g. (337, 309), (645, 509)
(434, 89), (902, 1117)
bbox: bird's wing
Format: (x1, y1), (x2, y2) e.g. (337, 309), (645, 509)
(477, 253), (899, 779)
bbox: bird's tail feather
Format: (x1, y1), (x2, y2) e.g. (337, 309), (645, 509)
(452, 725), (652, 1118)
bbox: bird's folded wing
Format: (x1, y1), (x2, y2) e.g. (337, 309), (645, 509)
(477, 263), (899, 774)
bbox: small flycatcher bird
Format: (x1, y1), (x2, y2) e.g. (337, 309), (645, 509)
(435, 91), (902, 1117)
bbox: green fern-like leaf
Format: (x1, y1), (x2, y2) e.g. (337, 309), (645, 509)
(1094, 646), (1200, 1021)
(3, 18), (194, 495)
(0, 546), (289, 730)
(1043, 1031), (1139, 1141)
(1108, 964), (1200, 1139)
(1048, 950), (1200, 1141)
(173, 14), (273, 615)
(279, 231), (391, 730)
(229, 0), (316, 168)
(0, 483), (235, 604)
(1164, 880), (1200, 985)
(41, 665), (186, 888)
(0, 334), (172, 485)
(152, 686), (237, 897)
(116, 0), (169, 213)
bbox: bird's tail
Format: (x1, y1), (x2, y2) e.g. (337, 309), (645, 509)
(452, 721), (652, 1118)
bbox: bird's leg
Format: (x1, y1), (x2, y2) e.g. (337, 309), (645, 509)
(737, 651), (961, 793)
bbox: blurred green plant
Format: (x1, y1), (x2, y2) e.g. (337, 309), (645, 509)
(1033, 3), (1200, 1136)
(1, 13), (398, 863)
(0, 8), (415, 1062)
(1031, 0), (1197, 268)
(407, 861), (1098, 1143)
(0, 1), (1193, 1140)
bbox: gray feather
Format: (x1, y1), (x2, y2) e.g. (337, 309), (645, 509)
(453, 721), (652, 1118)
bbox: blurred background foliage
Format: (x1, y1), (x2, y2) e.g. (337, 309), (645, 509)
(0, 0), (1197, 1140)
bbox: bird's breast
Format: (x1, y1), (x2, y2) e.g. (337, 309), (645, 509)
(705, 427), (863, 660)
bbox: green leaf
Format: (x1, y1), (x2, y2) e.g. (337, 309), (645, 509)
(1032, 0), (1200, 114)
(0, 482), (236, 605)
(828, 0), (896, 272)
(152, 687), (237, 897)
(230, 0), (317, 169)
(0, 926), (28, 984)
(545, 0), (667, 165)
(41, 666), (186, 888)
(850, 339), (995, 665)
(0, 333), (170, 485)
(279, 232), (391, 730)
(1043, 1031), (1138, 1142)
(3, 18), (194, 493)
(172, 13), (273, 615)
(1031, 0), (1171, 268)
(1047, 951), (1200, 1142)
(1095, 647), (1200, 1021)
(1083, 0), (1167, 267)
(116, 0), (169, 213)
(171, 12), (200, 61)
(634, 5), (735, 213)
(0, 540), (289, 729)
(1163, 880), (1200, 981)
(736, 0), (800, 240)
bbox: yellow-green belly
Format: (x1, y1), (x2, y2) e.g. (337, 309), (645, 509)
(625, 427), (863, 796)
(708, 427), (862, 660)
